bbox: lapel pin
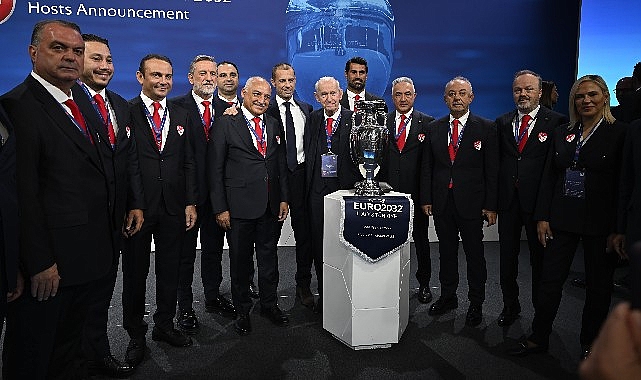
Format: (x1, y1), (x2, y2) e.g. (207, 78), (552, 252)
(474, 140), (482, 150)
(566, 134), (575, 143)
(538, 132), (547, 142)
(177, 125), (184, 136)
(418, 133), (425, 142)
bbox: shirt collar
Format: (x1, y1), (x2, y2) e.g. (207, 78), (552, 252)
(518, 104), (540, 121)
(449, 110), (470, 126)
(277, 95), (295, 108)
(241, 106), (262, 122)
(191, 90), (212, 105)
(324, 108), (341, 120)
(396, 108), (413, 121)
(31, 71), (72, 103)
(347, 89), (365, 100)
(140, 92), (166, 110)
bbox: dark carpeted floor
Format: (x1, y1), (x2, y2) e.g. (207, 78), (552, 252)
(3, 241), (630, 379)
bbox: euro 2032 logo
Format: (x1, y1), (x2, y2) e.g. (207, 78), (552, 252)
(0, 0), (16, 25)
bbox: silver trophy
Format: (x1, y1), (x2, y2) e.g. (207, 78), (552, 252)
(350, 99), (389, 196)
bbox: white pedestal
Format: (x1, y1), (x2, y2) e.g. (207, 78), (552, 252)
(322, 190), (411, 349)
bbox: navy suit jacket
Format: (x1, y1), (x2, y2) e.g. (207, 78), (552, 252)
(618, 119), (641, 245)
(0, 103), (18, 305)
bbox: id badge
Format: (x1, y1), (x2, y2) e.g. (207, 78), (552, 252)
(321, 152), (338, 178)
(563, 168), (585, 198)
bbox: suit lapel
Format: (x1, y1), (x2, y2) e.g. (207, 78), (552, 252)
(72, 84), (111, 151)
(231, 114), (262, 157)
(404, 111), (423, 151)
(107, 91), (130, 148)
(133, 100), (160, 152)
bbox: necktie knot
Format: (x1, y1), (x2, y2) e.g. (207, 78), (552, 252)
(202, 100), (210, 107)
(253, 117), (261, 126)
(283, 101), (291, 110)
(326, 117), (334, 136)
(153, 102), (161, 112)
(202, 101), (212, 141)
(93, 93), (105, 107)
(354, 95), (360, 101)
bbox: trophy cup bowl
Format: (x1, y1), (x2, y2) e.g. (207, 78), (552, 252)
(350, 99), (389, 196)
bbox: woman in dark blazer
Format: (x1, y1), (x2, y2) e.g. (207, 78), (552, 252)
(509, 75), (627, 359)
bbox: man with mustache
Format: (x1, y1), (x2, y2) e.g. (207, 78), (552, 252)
(71, 33), (145, 378)
(122, 54), (197, 367)
(209, 76), (290, 335)
(170, 55), (236, 336)
(495, 70), (568, 327)
(420, 76), (499, 327)
(1, 20), (114, 378)
(339, 56), (388, 113)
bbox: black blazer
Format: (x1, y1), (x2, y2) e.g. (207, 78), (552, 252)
(0, 103), (18, 302)
(378, 109), (434, 202)
(209, 112), (289, 219)
(340, 90), (388, 113)
(213, 91), (239, 118)
(618, 120), (641, 244)
(420, 113), (499, 219)
(534, 120), (627, 235)
(496, 106), (568, 213)
(73, 84), (145, 235)
(266, 97), (313, 164)
(129, 96), (197, 216)
(304, 107), (361, 196)
(1, 76), (113, 286)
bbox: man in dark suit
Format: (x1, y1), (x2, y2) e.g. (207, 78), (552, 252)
(1, 20), (114, 378)
(0, 103), (22, 332)
(420, 76), (499, 327)
(378, 76), (435, 304)
(306, 76), (361, 313)
(495, 70), (568, 327)
(170, 55), (236, 335)
(615, 62), (641, 123)
(122, 54), (198, 366)
(209, 76), (290, 335)
(339, 56), (388, 113)
(266, 63), (315, 308)
(71, 33), (145, 378)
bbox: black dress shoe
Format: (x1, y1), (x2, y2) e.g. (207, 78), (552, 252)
(205, 295), (237, 317)
(497, 305), (521, 327)
(234, 314), (251, 335)
(151, 326), (193, 347)
(428, 297), (458, 316)
(125, 338), (147, 367)
(89, 355), (135, 378)
(465, 304), (483, 327)
(260, 305), (290, 326)
(249, 282), (260, 299)
(417, 286), (433, 304)
(313, 298), (322, 314)
(176, 308), (199, 335)
(507, 340), (548, 357)
(296, 286), (315, 308)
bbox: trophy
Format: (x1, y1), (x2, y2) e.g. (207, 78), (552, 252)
(350, 99), (389, 196)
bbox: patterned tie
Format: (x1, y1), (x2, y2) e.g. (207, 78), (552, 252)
(326, 117), (334, 138)
(283, 101), (297, 171)
(397, 114), (407, 152)
(354, 94), (360, 111)
(517, 114), (532, 153)
(93, 93), (116, 148)
(202, 100), (211, 141)
(64, 99), (92, 144)
(253, 117), (265, 156)
(152, 102), (162, 150)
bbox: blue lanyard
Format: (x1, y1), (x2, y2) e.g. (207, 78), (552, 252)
(325, 115), (341, 152)
(244, 115), (265, 150)
(395, 115), (411, 141)
(78, 82), (114, 148)
(513, 115), (536, 145)
(572, 119), (601, 163)
(448, 120), (465, 152)
(60, 101), (90, 140)
(143, 103), (168, 150)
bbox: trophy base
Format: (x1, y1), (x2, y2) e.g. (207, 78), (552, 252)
(354, 180), (384, 196)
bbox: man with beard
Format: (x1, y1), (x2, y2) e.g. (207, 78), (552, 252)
(339, 56), (388, 113)
(495, 70), (567, 327)
(209, 77), (290, 335)
(170, 55), (236, 335)
(71, 33), (145, 378)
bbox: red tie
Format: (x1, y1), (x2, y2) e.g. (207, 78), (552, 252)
(253, 117), (265, 156)
(93, 94), (116, 147)
(228, 101), (235, 106)
(397, 114), (407, 152)
(354, 94), (360, 111)
(152, 102), (161, 128)
(64, 99), (92, 144)
(202, 100), (211, 141)
(326, 117), (334, 138)
(448, 119), (459, 162)
(517, 114), (532, 153)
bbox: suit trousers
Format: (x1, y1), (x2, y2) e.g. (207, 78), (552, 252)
(122, 209), (185, 337)
(529, 230), (617, 347)
(433, 190), (486, 305)
(3, 281), (92, 380)
(413, 207), (431, 287)
(308, 191), (328, 295)
(228, 206), (279, 315)
(498, 192), (544, 309)
(276, 163), (313, 287)
(82, 250), (120, 360)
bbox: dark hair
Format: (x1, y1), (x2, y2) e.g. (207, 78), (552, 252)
(345, 56), (368, 73)
(540, 80), (557, 109)
(633, 62), (641, 81)
(31, 20), (81, 46)
(82, 33), (109, 48)
(217, 60), (239, 74)
(514, 69), (542, 89)
(138, 54), (172, 75)
(188, 55), (216, 74)
(271, 62), (294, 79)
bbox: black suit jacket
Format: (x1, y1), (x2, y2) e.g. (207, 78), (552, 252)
(496, 106), (568, 213)
(618, 120), (641, 244)
(421, 113), (499, 219)
(73, 84), (145, 235)
(534, 120), (627, 235)
(129, 96), (197, 216)
(305, 108), (361, 195)
(1, 76), (113, 286)
(266, 96), (313, 164)
(209, 112), (289, 219)
(378, 109), (434, 202)
(340, 90), (388, 113)
(213, 91), (239, 118)
(0, 104), (18, 305)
